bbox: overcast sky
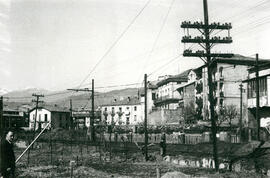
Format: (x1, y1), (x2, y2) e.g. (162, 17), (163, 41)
(1, 0), (270, 92)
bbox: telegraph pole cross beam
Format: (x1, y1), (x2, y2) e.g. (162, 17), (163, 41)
(181, 0), (233, 171)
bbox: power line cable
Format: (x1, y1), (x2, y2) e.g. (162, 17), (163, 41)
(137, 0), (175, 86)
(62, 0), (151, 108)
(77, 0), (152, 89)
(148, 54), (182, 77)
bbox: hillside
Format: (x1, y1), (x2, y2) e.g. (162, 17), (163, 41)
(4, 88), (141, 110)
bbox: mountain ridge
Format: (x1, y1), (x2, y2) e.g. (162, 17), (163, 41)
(3, 87), (141, 110)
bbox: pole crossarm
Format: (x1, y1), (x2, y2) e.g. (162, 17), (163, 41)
(67, 88), (92, 92)
(180, 0), (234, 171)
(183, 50), (233, 58)
(182, 36), (232, 44)
(181, 21), (232, 30)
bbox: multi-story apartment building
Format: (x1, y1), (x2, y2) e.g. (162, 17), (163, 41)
(177, 69), (202, 124)
(154, 70), (190, 110)
(101, 97), (143, 125)
(198, 54), (266, 124)
(175, 54), (269, 127)
(244, 62), (270, 135)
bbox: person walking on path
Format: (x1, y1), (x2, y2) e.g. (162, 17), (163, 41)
(1, 130), (15, 178)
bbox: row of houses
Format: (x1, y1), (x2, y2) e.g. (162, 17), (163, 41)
(1, 104), (101, 131)
(99, 54), (270, 139)
(2, 54), (270, 136)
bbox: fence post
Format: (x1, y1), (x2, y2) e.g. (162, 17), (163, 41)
(156, 167), (160, 178)
(27, 135), (30, 165)
(70, 160), (75, 178)
(50, 134), (52, 165)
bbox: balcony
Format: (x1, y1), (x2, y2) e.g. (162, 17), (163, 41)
(103, 111), (108, 116)
(220, 91), (224, 98)
(154, 95), (180, 106)
(219, 76), (224, 81)
(247, 96), (268, 108)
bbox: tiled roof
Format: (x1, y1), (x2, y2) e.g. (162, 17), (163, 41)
(196, 54), (270, 67)
(248, 62), (270, 73)
(30, 105), (70, 113)
(156, 69), (191, 87)
(214, 54), (270, 65)
(101, 97), (140, 107)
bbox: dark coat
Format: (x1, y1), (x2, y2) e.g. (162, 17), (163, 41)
(0, 139), (15, 173)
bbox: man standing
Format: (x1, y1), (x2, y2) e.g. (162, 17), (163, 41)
(160, 132), (166, 157)
(0, 130), (15, 178)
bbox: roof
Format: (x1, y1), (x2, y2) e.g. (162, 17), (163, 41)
(248, 62), (270, 73)
(156, 69), (191, 87)
(213, 54), (270, 65)
(29, 105), (70, 113)
(148, 81), (158, 89)
(176, 81), (196, 90)
(196, 54), (270, 68)
(101, 97), (140, 107)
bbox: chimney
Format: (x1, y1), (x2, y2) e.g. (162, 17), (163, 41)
(114, 98), (117, 102)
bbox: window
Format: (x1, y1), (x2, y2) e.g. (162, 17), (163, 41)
(126, 107), (129, 110)
(248, 77), (267, 98)
(105, 107), (107, 111)
(134, 106), (137, 111)
(152, 93), (156, 100)
(119, 107), (122, 111)
(219, 67), (223, 77)
(126, 117), (130, 125)
(45, 114), (48, 122)
(39, 114), (41, 121)
(134, 115), (137, 122)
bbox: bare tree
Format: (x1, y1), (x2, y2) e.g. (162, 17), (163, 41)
(217, 104), (238, 130)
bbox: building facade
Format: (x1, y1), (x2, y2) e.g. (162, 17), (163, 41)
(72, 110), (101, 129)
(101, 97), (143, 125)
(244, 62), (270, 138)
(198, 55), (265, 125)
(29, 105), (71, 130)
(2, 109), (28, 128)
(154, 70), (190, 110)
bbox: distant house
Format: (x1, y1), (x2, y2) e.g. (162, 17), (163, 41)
(154, 70), (190, 110)
(29, 105), (71, 130)
(2, 108), (28, 128)
(101, 97), (143, 125)
(243, 61), (270, 139)
(176, 69), (200, 124)
(72, 110), (101, 129)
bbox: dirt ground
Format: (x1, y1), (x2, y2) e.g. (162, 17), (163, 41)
(13, 140), (268, 178)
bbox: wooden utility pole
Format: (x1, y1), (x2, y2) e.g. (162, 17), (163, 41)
(67, 81), (95, 142)
(203, 0), (219, 170)
(255, 53), (260, 141)
(144, 74), (148, 161)
(32, 94), (44, 137)
(91, 79), (95, 142)
(181, 0), (233, 171)
(0, 96), (3, 136)
(70, 99), (73, 129)
(239, 83), (243, 142)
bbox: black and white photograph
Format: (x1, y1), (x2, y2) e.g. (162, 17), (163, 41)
(1, 0), (270, 177)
